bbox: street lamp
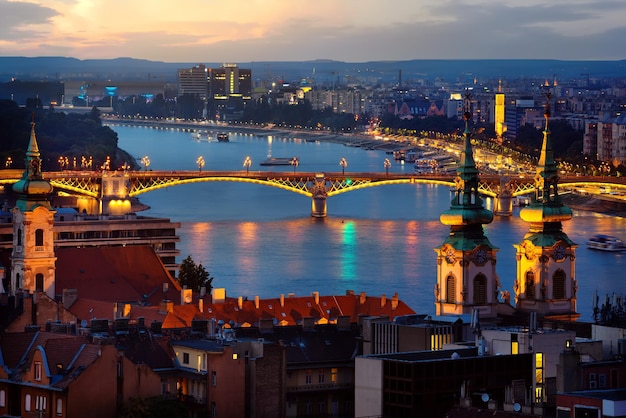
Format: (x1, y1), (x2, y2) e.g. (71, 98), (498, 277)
(291, 156), (299, 174)
(243, 156), (252, 174)
(141, 156), (151, 171)
(5, 157), (12, 168)
(196, 156), (205, 172)
(384, 158), (391, 176)
(339, 157), (348, 175)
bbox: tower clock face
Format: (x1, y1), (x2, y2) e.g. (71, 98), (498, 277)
(474, 248), (487, 264)
(554, 244), (566, 260)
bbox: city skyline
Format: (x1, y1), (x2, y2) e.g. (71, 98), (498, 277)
(1, 0), (625, 63)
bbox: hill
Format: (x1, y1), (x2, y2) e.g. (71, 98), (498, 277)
(0, 57), (624, 84)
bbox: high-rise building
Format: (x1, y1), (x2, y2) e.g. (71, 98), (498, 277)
(495, 81), (506, 139)
(208, 64), (252, 103)
(177, 64), (208, 100)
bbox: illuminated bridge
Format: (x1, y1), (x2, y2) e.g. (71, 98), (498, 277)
(1, 169), (625, 217)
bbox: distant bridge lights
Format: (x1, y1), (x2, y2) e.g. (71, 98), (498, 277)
(384, 158), (391, 176)
(340, 157), (348, 175)
(196, 156), (205, 172)
(57, 156), (68, 170)
(243, 156), (252, 175)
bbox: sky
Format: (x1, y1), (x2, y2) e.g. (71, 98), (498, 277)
(1, 0), (625, 62)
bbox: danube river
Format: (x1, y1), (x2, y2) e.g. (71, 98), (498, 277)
(110, 124), (626, 321)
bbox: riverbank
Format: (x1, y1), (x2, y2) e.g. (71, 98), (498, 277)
(562, 193), (626, 217)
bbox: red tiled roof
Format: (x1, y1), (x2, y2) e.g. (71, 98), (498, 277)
(55, 246), (182, 306)
(198, 292), (415, 327)
(162, 304), (200, 329)
(67, 297), (167, 325)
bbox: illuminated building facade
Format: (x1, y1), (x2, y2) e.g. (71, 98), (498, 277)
(208, 64), (251, 102)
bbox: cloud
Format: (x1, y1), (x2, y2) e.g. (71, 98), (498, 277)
(0, 1), (58, 40)
(0, 0), (623, 61)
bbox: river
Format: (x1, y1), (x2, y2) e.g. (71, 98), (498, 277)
(109, 124), (626, 321)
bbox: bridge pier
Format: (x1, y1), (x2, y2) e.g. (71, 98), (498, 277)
(494, 176), (513, 216)
(311, 196), (327, 218)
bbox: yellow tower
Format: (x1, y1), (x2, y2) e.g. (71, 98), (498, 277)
(494, 80), (505, 140)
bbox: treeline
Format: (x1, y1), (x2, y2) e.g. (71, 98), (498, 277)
(0, 100), (137, 171)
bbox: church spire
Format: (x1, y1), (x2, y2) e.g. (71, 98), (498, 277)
(514, 91), (578, 320)
(435, 90), (500, 318)
(12, 117), (53, 210)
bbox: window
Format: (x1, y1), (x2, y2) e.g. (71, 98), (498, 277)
(17, 228), (22, 246)
(0, 390), (5, 407)
(25, 394), (31, 412)
(305, 370), (312, 384)
(211, 370), (216, 386)
(35, 229), (44, 247)
(331, 368), (338, 383)
(35, 274), (44, 292)
(35, 395), (47, 412)
(473, 274), (487, 305)
(318, 369), (325, 384)
(553, 269), (566, 299)
(525, 271), (535, 298)
(446, 275), (456, 303)
(182, 352), (189, 365)
(56, 399), (62, 416)
(535, 352), (544, 403)
(34, 361), (42, 381)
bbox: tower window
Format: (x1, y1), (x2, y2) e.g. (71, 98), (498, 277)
(35, 229), (44, 246)
(553, 269), (566, 299)
(446, 275), (456, 303)
(473, 274), (487, 305)
(35, 274), (44, 292)
(525, 271), (535, 298)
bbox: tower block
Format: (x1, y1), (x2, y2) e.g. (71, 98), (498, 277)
(435, 92), (501, 319)
(10, 121), (57, 300)
(513, 94), (579, 320)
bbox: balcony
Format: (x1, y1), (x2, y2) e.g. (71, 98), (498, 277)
(286, 382), (352, 392)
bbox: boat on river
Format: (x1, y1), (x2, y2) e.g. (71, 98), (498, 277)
(217, 133), (229, 142)
(587, 234), (626, 252)
(259, 157), (296, 166)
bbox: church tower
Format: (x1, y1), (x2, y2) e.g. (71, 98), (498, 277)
(435, 92), (501, 318)
(513, 94), (579, 320)
(10, 120), (57, 299)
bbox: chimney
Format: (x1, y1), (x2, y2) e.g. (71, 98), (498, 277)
(238, 296), (243, 309)
(346, 290), (354, 296)
(312, 291), (319, 305)
(280, 294), (285, 307)
(360, 292), (367, 304)
(391, 293), (399, 310)
(255, 295), (260, 309)
(198, 299), (204, 313)
(159, 300), (174, 314)
(381, 294), (387, 308)
(62, 288), (78, 309)
(212, 288), (226, 303)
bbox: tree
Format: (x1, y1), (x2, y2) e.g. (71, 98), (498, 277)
(177, 255), (213, 293)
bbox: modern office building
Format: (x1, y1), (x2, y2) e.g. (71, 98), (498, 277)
(178, 64), (209, 100)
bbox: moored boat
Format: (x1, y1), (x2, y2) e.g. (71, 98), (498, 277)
(587, 234), (626, 252)
(260, 157), (296, 166)
(217, 133), (229, 142)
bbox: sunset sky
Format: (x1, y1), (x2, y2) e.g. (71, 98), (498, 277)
(1, 0), (625, 62)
